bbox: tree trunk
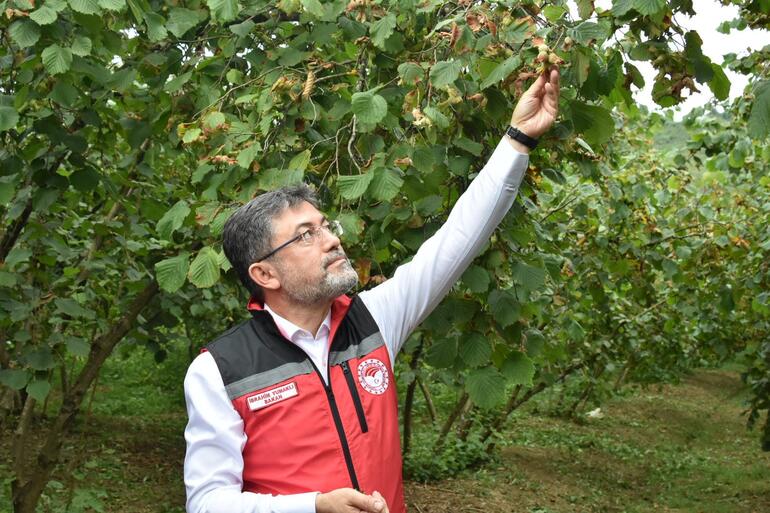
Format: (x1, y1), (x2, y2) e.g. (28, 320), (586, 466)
(417, 377), (437, 425)
(435, 391), (470, 451)
(481, 360), (588, 453)
(11, 280), (159, 513)
(402, 340), (423, 455)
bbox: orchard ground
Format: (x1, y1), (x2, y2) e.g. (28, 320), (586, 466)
(2, 346), (768, 513)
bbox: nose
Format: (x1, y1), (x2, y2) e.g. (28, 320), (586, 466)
(319, 227), (341, 251)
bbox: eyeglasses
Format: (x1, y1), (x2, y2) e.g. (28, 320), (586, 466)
(255, 220), (344, 262)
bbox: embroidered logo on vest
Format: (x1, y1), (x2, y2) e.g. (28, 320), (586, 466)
(247, 382), (299, 411)
(357, 358), (389, 395)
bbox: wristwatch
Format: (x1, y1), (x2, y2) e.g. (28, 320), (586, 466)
(505, 125), (539, 150)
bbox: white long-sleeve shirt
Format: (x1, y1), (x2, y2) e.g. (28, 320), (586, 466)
(184, 138), (529, 513)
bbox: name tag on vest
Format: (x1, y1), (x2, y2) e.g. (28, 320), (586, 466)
(247, 382), (299, 411)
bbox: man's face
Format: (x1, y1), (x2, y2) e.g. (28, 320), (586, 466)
(267, 201), (358, 305)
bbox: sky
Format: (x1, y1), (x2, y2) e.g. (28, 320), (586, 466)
(585, 0), (770, 118)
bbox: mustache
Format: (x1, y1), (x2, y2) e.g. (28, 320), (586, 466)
(323, 251), (349, 268)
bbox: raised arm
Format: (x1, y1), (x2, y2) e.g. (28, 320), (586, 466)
(359, 69), (560, 359)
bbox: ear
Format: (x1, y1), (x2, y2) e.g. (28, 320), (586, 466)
(248, 262), (281, 292)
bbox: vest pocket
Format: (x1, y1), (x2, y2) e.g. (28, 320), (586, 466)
(340, 360), (369, 433)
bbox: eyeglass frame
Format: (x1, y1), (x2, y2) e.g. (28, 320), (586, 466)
(255, 219), (344, 263)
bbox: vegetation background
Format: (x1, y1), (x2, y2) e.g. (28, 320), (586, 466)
(1, 0), (769, 512)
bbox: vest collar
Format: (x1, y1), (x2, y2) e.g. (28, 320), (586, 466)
(247, 295), (353, 348)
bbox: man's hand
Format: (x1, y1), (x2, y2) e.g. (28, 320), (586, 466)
(508, 67), (560, 153)
(315, 488), (390, 513)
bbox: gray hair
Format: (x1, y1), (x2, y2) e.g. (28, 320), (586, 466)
(223, 184), (319, 301)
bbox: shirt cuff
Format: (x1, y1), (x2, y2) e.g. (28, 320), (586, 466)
(268, 491), (319, 513)
(483, 137), (529, 188)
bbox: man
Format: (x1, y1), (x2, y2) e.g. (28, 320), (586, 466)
(184, 68), (560, 513)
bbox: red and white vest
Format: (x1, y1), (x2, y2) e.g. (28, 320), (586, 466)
(205, 295), (406, 512)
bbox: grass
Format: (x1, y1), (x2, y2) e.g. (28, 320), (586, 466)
(2, 344), (768, 513)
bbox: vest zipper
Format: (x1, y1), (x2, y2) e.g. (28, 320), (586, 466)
(308, 359), (361, 491)
(341, 360), (369, 433)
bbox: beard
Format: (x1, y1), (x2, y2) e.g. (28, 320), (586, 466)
(275, 250), (359, 305)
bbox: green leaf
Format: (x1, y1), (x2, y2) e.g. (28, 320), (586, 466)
(453, 137), (483, 156)
(41, 44), (73, 75)
(707, 63), (730, 101)
(459, 332), (492, 367)
(301, 0), (344, 21)
(71, 36), (92, 57)
(9, 20), (41, 48)
(144, 12), (168, 42)
(206, 0), (239, 22)
(5, 247), (31, 268)
(156, 200), (191, 239)
(429, 60), (462, 88)
(203, 111), (226, 130)
(155, 252), (190, 293)
(65, 337), (90, 357)
(368, 167), (403, 201)
(423, 106), (449, 129)
(55, 298), (93, 318)
(288, 149), (311, 172)
(632, 0), (665, 16)
(488, 289), (520, 328)
(370, 13), (397, 49)
(69, 0), (101, 15)
(25, 348), (55, 370)
(237, 143), (261, 169)
(97, 0), (125, 10)
(47, 0), (69, 11)
(569, 21), (609, 46)
(569, 101), (614, 145)
(513, 261), (546, 292)
(351, 92), (388, 125)
(27, 379), (51, 402)
(748, 82), (770, 139)
(167, 7), (201, 37)
(466, 366), (507, 409)
(611, 0), (635, 16)
(338, 172), (374, 200)
(501, 351), (535, 385)
(480, 55), (520, 89)
(415, 195), (443, 215)
(230, 19), (255, 37)
(164, 71), (192, 93)
(576, 0), (594, 19)
(425, 338), (457, 368)
(524, 329), (545, 357)
(0, 369), (29, 390)
(398, 62), (424, 84)
(188, 246), (221, 288)
(0, 106), (19, 132)
(182, 128), (201, 143)
(30, 5), (59, 24)
(462, 265), (490, 293)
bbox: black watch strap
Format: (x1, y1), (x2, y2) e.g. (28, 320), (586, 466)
(505, 125), (539, 150)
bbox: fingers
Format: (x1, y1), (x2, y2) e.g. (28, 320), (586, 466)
(372, 491), (389, 513)
(347, 489), (386, 513)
